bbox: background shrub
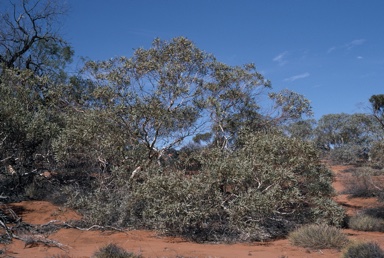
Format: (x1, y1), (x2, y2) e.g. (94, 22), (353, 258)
(288, 224), (349, 249)
(348, 214), (384, 232)
(92, 243), (141, 258)
(370, 141), (384, 169)
(329, 144), (368, 165)
(343, 241), (384, 258)
(343, 167), (384, 198)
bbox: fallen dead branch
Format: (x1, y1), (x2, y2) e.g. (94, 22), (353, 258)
(63, 221), (127, 232)
(13, 234), (69, 251)
(0, 204), (128, 252)
(40, 219), (127, 232)
(0, 218), (12, 240)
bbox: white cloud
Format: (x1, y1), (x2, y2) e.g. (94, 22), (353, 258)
(273, 51), (288, 66)
(346, 39), (366, 50)
(284, 72), (310, 82)
(327, 46), (337, 54)
(327, 39), (366, 53)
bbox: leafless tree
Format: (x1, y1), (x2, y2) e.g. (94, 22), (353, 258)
(0, 0), (72, 75)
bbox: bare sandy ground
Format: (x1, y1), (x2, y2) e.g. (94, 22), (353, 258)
(1, 165), (384, 258)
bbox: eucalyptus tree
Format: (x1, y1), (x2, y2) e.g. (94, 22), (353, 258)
(284, 119), (317, 141)
(55, 37), (315, 173)
(315, 113), (380, 163)
(370, 94), (384, 130)
(0, 1), (74, 198)
(315, 113), (351, 150)
(368, 94), (384, 167)
(81, 37), (214, 164)
(76, 37), (273, 165)
(202, 61), (271, 148)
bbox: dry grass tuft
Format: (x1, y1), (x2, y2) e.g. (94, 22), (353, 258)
(289, 224), (349, 249)
(92, 243), (142, 258)
(348, 214), (384, 232)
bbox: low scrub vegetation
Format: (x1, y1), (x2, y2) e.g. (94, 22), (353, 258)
(370, 141), (384, 169)
(6, 2), (384, 244)
(288, 224), (349, 249)
(66, 132), (344, 242)
(348, 214), (384, 232)
(92, 243), (142, 258)
(343, 241), (384, 258)
(343, 167), (384, 198)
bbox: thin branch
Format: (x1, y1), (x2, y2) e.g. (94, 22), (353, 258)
(13, 234), (69, 251)
(60, 221), (126, 232)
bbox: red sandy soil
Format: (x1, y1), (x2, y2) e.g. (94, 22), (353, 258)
(1, 165), (384, 258)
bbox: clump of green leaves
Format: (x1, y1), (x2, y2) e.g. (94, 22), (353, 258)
(0, 69), (63, 201)
(289, 224), (349, 249)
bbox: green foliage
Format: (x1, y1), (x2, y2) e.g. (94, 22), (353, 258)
(370, 141), (384, 169)
(315, 113), (381, 164)
(52, 108), (136, 172)
(0, 34), (343, 244)
(370, 94), (384, 112)
(67, 131), (344, 242)
(75, 37), (313, 168)
(234, 131), (344, 226)
(284, 119), (316, 141)
(330, 144), (368, 164)
(193, 132), (212, 144)
(343, 241), (384, 258)
(203, 61), (271, 147)
(269, 89), (313, 123)
(0, 69), (61, 176)
(288, 224), (349, 249)
(93, 243), (141, 258)
(370, 94), (384, 131)
(127, 169), (228, 241)
(369, 94), (384, 129)
(83, 37), (215, 158)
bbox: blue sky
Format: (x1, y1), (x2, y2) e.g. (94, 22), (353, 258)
(64, 0), (384, 120)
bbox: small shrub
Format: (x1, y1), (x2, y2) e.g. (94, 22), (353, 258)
(348, 214), (384, 232)
(343, 167), (383, 197)
(370, 141), (384, 169)
(364, 207), (384, 218)
(378, 192), (384, 203)
(289, 224), (349, 249)
(92, 243), (141, 258)
(343, 241), (384, 258)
